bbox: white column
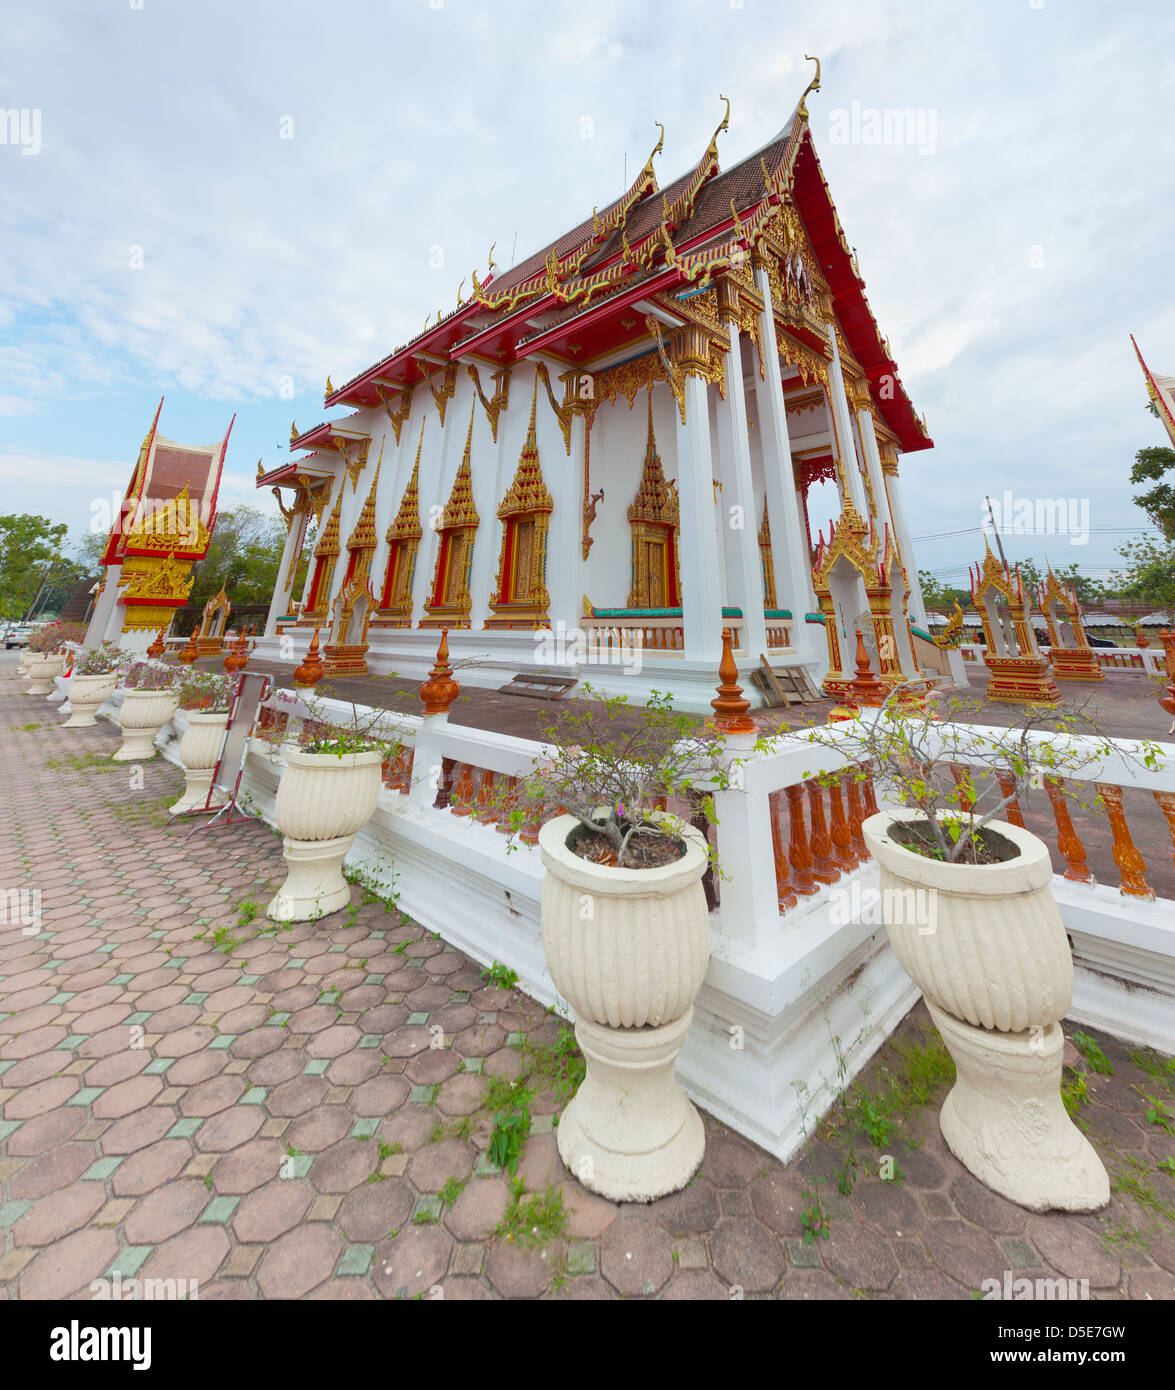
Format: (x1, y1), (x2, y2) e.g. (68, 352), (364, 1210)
(752, 265), (821, 663)
(714, 323), (768, 657)
(266, 508), (307, 638)
(83, 566), (121, 650)
(856, 410), (894, 542)
(826, 328), (868, 515)
(884, 463), (928, 628)
(674, 373), (724, 664)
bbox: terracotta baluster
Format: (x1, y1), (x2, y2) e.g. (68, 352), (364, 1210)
(806, 782), (839, 884)
(1096, 783), (1154, 900)
(475, 769), (497, 823)
(450, 762), (477, 816)
(995, 770), (1027, 828)
(1154, 791), (1175, 868)
(401, 746), (415, 795)
(1045, 777), (1093, 883)
(769, 790), (798, 910)
(845, 774), (868, 860)
(827, 781), (859, 870)
(861, 769), (880, 819)
(785, 784), (819, 896)
(496, 776), (519, 834)
(433, 756), (456, 810)
(949, 764), (975, 813)
(519, 805), (542, 846)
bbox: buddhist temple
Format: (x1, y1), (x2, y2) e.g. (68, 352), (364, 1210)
(84, 401), (233, 655)
(256, 69), (935, 707)
(1132, 335), (1175, 450)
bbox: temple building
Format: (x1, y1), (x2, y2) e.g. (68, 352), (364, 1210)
(1132, 335), (1175, 450)
(84, 400), (233, 655)
(256, 69), (935, 706)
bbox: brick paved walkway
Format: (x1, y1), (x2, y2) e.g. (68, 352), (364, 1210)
(1, 653), (1173, 1300)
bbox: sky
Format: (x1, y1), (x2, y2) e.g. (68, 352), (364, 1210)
(1, 0), (1173, 592)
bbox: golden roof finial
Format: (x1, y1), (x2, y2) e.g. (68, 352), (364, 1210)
(639, 121), (665, 185)
(290, 421), (298, 444)
(325, 375), (334, 396)
(487, 241), (498, 274)
(456, 278), (465, 306)
(256, 459), (264, 480)
(797, 55), (822, 119)
(705, 95), (731, 163)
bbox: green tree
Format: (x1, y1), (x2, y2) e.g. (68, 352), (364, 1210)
(1132, 402), (1175, 541)
(185, 505), (286, 616)
(1110, 534), (1175, 613)
(918, 570), (971, 612)
(0, 514), (68, 621)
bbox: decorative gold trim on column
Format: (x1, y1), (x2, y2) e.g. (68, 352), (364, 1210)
(422, 403), (479, 629)
(487, 378), (553, 629)
(627, 390), (681, 607)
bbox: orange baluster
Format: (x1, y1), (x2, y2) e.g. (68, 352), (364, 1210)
(401, 746), (415, 796)
(475, 769), (497, 823)
(769, 790), (797, 910)
(1096, 783), (1154, 900)
(949, 764), (975, 812)
(861, 769), (880, 820)
(995, 770), (1026, 828)
(806, 782), (839, 885)
(785, 784), (819, 896)
(845, 774), (868, 861)
(1044, 777), (1093, 883)
(450, 762), (477, 816)
(1155, 791), (1175, 868)
(827, 781), (859, 870)
(433, 756), (456, 810)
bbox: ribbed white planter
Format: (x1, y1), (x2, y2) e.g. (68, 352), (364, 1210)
(113, 689), (180, 761)
(63, 671), (119, 728)
(864, 808), (1108, 1212)
(25, 652), (66, 696)
(169, 710), (230, 814)
(538, 813), (710, 1202)
(267, 747), (384, 922)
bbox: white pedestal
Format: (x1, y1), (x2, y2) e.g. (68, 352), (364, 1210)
(267, 834), (355, 922)
(555, 1009), (704, 1203)
(169, 769), (227, 816)
(929, 1001), (1110, 1213)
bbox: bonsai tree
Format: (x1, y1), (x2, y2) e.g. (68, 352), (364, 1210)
(72, 641), (123, 675)
(494, 685), (742, 870)
(271, 687), (406, 760)
(174, 667), (235, 712)
(27, 620), (86, 653)
(802, 684), (1165, 865)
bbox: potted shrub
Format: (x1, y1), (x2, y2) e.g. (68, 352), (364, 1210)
(805, 689), (1163, 1211)
(497, 687), (739, 1202)
(169, 669), (235, 814)
(266, 694), (403, 922)
(112, 661), (180, 762)
(24, 622), (75, 695)
(62, 642), (123, 727)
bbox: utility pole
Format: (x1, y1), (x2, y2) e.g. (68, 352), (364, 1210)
(984, 496), (1010, 573)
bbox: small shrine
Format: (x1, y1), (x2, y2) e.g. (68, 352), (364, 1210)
(969, 540), (1060, 704)
(84, 400), (233, 655)
(195, 587), (232, 656)
(1037, 565), (1103, 682)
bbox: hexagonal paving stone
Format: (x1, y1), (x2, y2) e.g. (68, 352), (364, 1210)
(138, 1225), (230, 1288)
(266, 1075), (330, 1118)
(600, 1216), (675, 1296)
(310, 1139), (379, 1194)
(100, 1107), (176, 1155)
(373, 1226), (452, 1299)
(10, 1143), (97, 1200)
(193, 1106), (265, 1153)
(232, 1180), (314, 1243)
(92, 1074), (163, 1119)
(3, 1074), (79, 1118)
(13, 1182), (106, 1246)
(18, 1227), (119, 1299)
(256, 1224), (342, 1298)
(924, 1219), (1007, 1288)
(338, 1178), (416, 1243)
(406, 1139), (474, 1193)
(1026, 1214), (1122, 1287)
(111, 1139), (192, 1197)
(124, 1180), (210, 1244)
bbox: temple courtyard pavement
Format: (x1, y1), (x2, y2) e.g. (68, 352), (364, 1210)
(2, 650), (1174, 1301)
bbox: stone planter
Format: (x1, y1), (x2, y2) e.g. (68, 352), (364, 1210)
(267, 747), (383, 921)
(538, 813), (710, 1203)
(863, 808), (1108, 1212)
(113, 689), (180, 761)
(169, 710), (230, 814)
(63, 671), (119, 728)
(25, 652), (66, 696)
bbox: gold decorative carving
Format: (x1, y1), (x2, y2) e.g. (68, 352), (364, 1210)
(488, 378), (552, 627)
(628, 392), (681, 607)
(375, 385), (413, 445)
(467, 364), (512, 442)
(426, 362), (458, 426)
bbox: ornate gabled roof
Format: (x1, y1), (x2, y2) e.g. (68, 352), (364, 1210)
(345, 438), (383, 552)
(498, 377), (552, 518)
(314, 481), (344, 558)
(1132, 334), (1175, 450)
(628, 391), (679, 527)
(387, 423), (425, 544)
(439, 405), (480, 531)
